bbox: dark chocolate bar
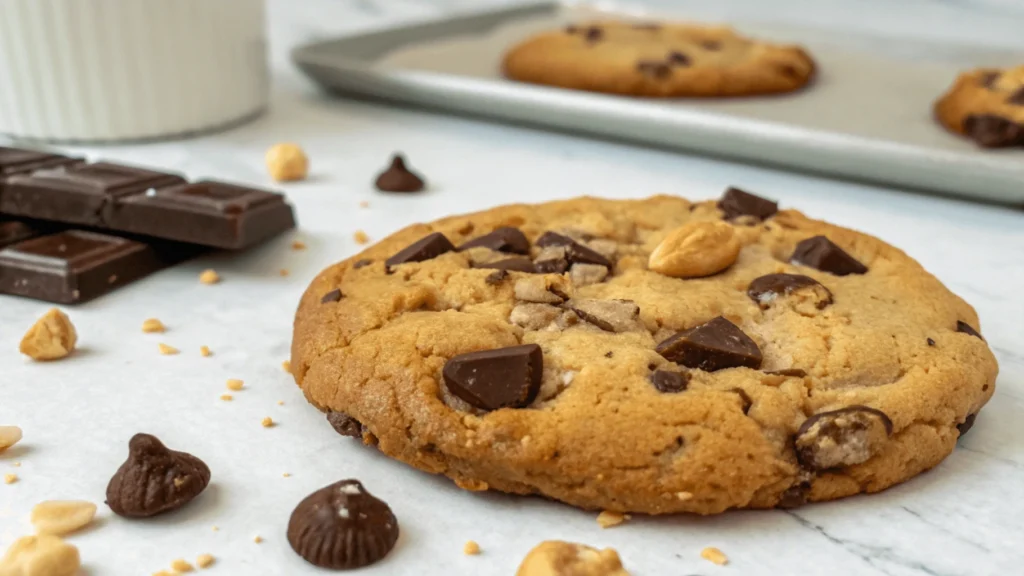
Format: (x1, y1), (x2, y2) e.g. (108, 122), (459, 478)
(0, 228), (203, 304)
(0, 154), (296, 249)
(0, 146), (82, 178)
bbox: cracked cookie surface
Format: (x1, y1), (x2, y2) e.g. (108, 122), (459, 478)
(502, 21), (815, 97)
(291, 193), (996, 515)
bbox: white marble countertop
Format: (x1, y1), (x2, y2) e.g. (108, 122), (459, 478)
(2, 1), (1023, 575)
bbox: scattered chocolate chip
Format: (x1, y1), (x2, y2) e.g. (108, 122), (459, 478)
(287, 480), (399, 570)
(458, 227), (530, 254)
(1007, 86), (1024, 105)
(443, 344), (543, 411)
(374, 154), (425, 192)
(327, 412), (365, 439)
(731, 388), (753, 414)
(790, 236), (867, 276)
(956, 412), (977, 438)
(667, 51), (691, 66)
(927, 338), (936, 347)
(956, 320), (984, 340)
(777, 481), (810, 509)
(535, 231), (611, 268)
(717, 187), (778, 221)
(765, 368), (807, 378)
(106, 433), (211, 518)
(978, 71), (1000, 88)
(321, 289), (343, 303)
(385, 232), (455, 269)
(353, 258), (373, 269)
(485, 269), (508, 285)
(655, 316), (762, 372)
(650, 370), (689, 393)
(794, 406), (893, 470)
(701, 40), (722, 50)
(584, 26), (603, 42)
(533, 246), (569, 274)
(748, 273), (833, 310)
(963, 114), (1024, 148)
(637, 60), (672, 78)
(473, 257), (536, 273)
(569, 299), (641, 333)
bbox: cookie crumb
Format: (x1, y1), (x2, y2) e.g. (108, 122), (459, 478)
(220, 394), (233, 402)
(254, 535), (263, 544)
(354, 230), (370, 245)
(283, 473), (291, 478)
(19, 308), (77, 361)
(701, 547), (728, 566)
(279, 269), (289, 277)
(265, 143), (309, 182)
(261, 417), (275, 428)
(5, 473), (18, 484)
(676, 491), (693, 501)
(196, 554), (215, 568)
(141, 318), (166, 333)
(200, 345), (212, 357)
(13, 462), (21, 467)
(359, 200), (370, 208)
(171, 559), (194, 572)
(199, 269), (220, 285)
(291, 240), (307, 250)
(277, 400), (285, 406)
(281, 360), (291, 373)
(158, 343), (179, 355)
(212, 526), (219, 532)
(463, 540), (481, 555)
(0, 426), (23, 452)
(226, 379), (244, 391)
(596, 510), (629, 528)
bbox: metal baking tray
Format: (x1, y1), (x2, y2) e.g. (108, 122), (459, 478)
(292, 1), (1024, 205)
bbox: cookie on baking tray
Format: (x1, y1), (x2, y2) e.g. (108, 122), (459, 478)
(934, 65), (1024, 148)
(501, 21), (816, 97)
(291, 189), (996, 515)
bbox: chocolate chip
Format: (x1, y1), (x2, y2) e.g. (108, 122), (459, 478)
(442, 344), (543, 411)
(927, 338), (936, 347)
(956, 320), (984, 340)
(327, 411), (365, 439)
(321, 289), (343, 303)
(458, 227), (530, 254)
(794, 406), (893, 470)
(790, 236), (867, 276)
(385, 232), (455, 269)
(287, 480), (399, 570)
(533, 246), (569, 274)
(584, 26), (603, 42)
(637, 60), (672, 78)
(963, 114), (1024, 148)
(374, 154), (425, 192)
(485, 269), (508, 285)
(473, 257), (536, 273)
(535, 231), (611, 268)
(569, 299), (641, 333)
(650, 370), (689, 393)
(701, 40), (722, 50)
(655, 316), (762, 372)
(978, 71), (1000, 88)
(106, 433), (211, 518)
(604, 351), (614, 358)
(731, 388), (753, 414)
(353, 258), (373, 269)
(956, 412), (977, 438)
(667, 51), (691, 66)
(777, 481), (810, 509)
(765, 368), (807, 378)
(717, 187), (778, 221)
(747, 273), (833, 310)
(1007, 86), (1024, 105)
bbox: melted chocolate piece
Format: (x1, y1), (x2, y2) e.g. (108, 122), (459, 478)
(458, 227), (530, 254)
(794, 406), (893, 470)
(731, 388), (753, 414)
(717, 187), (778, 221)
(655, 316), (763, 372)
(777, 481), (810, 509)
(927, 338), (936, 347)
(374, 154), (425, 193)
(485, 269), (508, 285)
(747, 273), (833, 309)
(385, 232), (455, 269)
(1007, 86), (1024, 105)
(442, 344), (543, 411)
(650, 370), (689, 393)
(790, 236), (867, 276)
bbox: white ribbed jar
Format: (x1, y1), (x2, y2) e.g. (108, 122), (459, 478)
(0, 0), (268, 142)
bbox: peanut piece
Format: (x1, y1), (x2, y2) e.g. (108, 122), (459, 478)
(30, 500), (97, 536)
(265, 143), (309, 182)
(516, 541), (630, 576)
(648, 221), (740, 278)
(141, 318), (166, 333)
(0, 534), (80, 576)
(596, 510), (629, 528)
(0, 426), (23, 452)
(19, 309), (77, 361)
(196, 554), (215, 568)
(463, 540), (481, 555)
(701, 547), (729, 565)
(198, 269), (220, 285)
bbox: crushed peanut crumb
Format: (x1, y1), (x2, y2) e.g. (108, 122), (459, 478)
(282, 473), (291, 478)
(30, 500), (97, 536)
(463, 540), (481, 555)
(596, 510), (629, 528)
(158, 343), (179, 355)
(265, 143), (309, 182)
(701, 547), (729, 566)
(353, 230), (370, 245)
(220, 394), (233, 402)
(196, 554), (215, 568)
(171, 559), (194, 572)
(226, 379), (244, 391)
(276, 400), (285, 406)
(19, 308), (77, 361)
(141, 318), (165, 333)
(359, 200), (369, 208)
(200, 345), (212, 357)
(253, 535), (263, 544)
(291, 240), (307, 250)
(261, 417), (274, 428)
(279, 269), (289, 277)
(281, 360), (291, 373)
(212, 526), (219, 532)
(0, 426), (23, 452)
(199, 269), (220, 285)
(5, 473), (18, 484)
(13, 462), (21, 467)
(676, 491), (693, 501)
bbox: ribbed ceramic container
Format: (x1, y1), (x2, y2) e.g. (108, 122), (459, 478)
(0, 0), (268, 143)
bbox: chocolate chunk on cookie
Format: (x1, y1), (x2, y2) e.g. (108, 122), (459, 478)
(443, 344), (544, 411)
(535, 231), (612, 269)
(718, 187), (778, 221)
(956, 320), (984, 340)
(795, 406), (893, 470)
(474, 257), (537, 273)
(655, 316), (762, 371)
(748, 273), (832, 310)
(459, 227), (530, 254)
(791, 236), (867, 276)
(327, 411), (366, 439)
(650, 370), (690, 393)
(385, 232), (455, 269)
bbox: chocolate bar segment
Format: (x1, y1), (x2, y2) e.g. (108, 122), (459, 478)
(111, 180), (297, 249)
(0, 218), (45, 248)
(0, 230), (200, 304)
(0, 147), (82, 178)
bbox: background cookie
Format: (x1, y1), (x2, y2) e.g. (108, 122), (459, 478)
(934, 66), (1024, 147)
(291, 192), (996, 515)
(502, 21), (816, 97)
